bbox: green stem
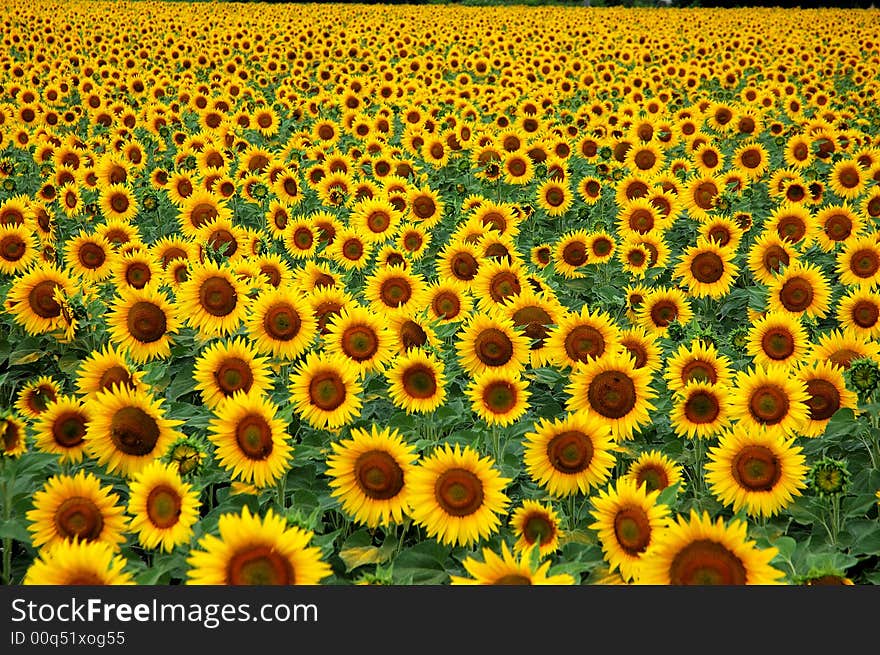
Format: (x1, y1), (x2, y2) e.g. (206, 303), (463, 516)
(491, 424), (502, 464)
(276, 473), (287, 511)
(830, 495), (841, 546)
(693, 438), (705, 505)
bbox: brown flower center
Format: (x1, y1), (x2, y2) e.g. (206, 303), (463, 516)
(748, 384), (790, 424)
(614, 505), (652, 555)
(434, 468), (484, 517)
(546, 430), (593, 474)
(235, 414), (274, 460)
(227, 546), (294, 585)
(805, 378), (841, 421)
(669, 540), (747, 585)
(198, 276), (237, 317)
(355, 450), (404, 500)
(110, 406), (160, 456)
(146, 484), (183, 529)
(126, 301), (167, 343)
(54, 496), (104, 542)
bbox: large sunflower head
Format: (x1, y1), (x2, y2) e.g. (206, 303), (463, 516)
(187, 506), (332, 585)
(84, 385), (183, 478)
(127, 459), (201, 552)
(836, 288), (880, 340)
(746, 311), (810, 370)
(26, 469), (128, 552)
(467, 370), (530, 427)
(192, 336), (273, 410)
(208, 390), (293, 489)
(106, 286), (179, 364)
(565, 351), (657, 440)
(670, 380), (731, 440)
(385, 348), (447, 414)
(4, 263), (78, 336)
(522, 410), (617, 498)
(177, 260), (251, 338)
(589, 477), (672, 582)
(837, 235), (880, 288)
(324, 304), (396, 377)
(767, 261), (831, 320)
(245, 284), (317, 361)
(456, 311), (531, 378)
(636, 510), (786, 585)
(545, 304), (621, 370)
(289, 352), (363, 431)
(363, 264), (427, 317)
(705, 425), (808, 518)
(635, 287), (694, 337)
(673, 239), (738, 299)
(728, 364), (811, 436)
(407, 442), (510, 548)
(450, 541), (574, 585)
(325, 425), (419, 528)
(24, 540), (135, 585)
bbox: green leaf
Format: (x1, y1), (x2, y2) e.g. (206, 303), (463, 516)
(772, 536), (797, 561)
(392, 541), (451, 585)
(0, 519), (32, 545)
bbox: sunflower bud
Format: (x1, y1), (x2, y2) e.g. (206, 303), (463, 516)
(167, 438), (206, 477)
(844, 357), (880, 403)
(808, 457), (850, 498)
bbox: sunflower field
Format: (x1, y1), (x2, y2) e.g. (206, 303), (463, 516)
(1, 1), (879, 587)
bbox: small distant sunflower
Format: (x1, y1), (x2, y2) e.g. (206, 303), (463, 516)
(24, 540), (135, 586)
(289, 352), (363, 430)
(245, 285), (317, 360)
(325, 425), (419, 528)
(386, 348), (447, 414)
(407, 442), (511, 548)
(177, 260), (251, 338)
(635, 287), (694, 336)
(208, 391), (293, 488)
(192, 336), (273, 410)
(523, 410), (616, 497)
(106, 286), (179, 363)
(828, 158), (867, 200)
(747, 231), (799, 285)
(187, 506), (331, 585)
(127, 460), (200, 552)
(26, 470), (128, 551)
(33, 395), (91, 463)
(636, 510), (785, 585)
(590, 477), (672, 582)
(815, 204), (861, 252)
(177, 190), (232, 237)
(705, 425), (808, 518)
(1, 414), (26, 458)
(450, 541), (574, 585)
(536, 178), (573, 217)
(407, 186), (444, 228)
(15, 376), (61, 419)
(728, 364), (810, 436)
(85, 385), (183, 477)
(350, 196), (403, 243)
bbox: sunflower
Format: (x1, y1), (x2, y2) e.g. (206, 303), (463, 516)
(363, 264), (428, 317)
(682, 174), (722, 221)
(698, 216), (744, 251)
(705, 425), (808, 519)
(98, 183), (138, 222)
(406, 186), (444, 228)
(456, 311), (531, 378)
(1, 413), (26, 457)
(664, 339), (733, 391)
(437, 239), (482, 288)
(589, 477), (672, 583)
(837, 236), (880, 288)
(765, 202), (816, 250)
(635, 287), (694, 337)
(800, 359), (860, 438)
(177, 190), (232, 237)
(828, 158), (867, 200)
(245, 285), (317, 360)
(617, 326), (663, 373)
(450, 541), (574, 585)
(26, 469), (128, 551)
(746, 311), (810, 369)
(624, 449), (685, 494)
(815, 204), (862, 252)
(810, 328), (880, 370)
(767, 261), (831, 320)
(670, 381), (731, 440)
(673, 239), (738, 299)
(84, 384), (183, 478)
(111, 250), (160, 292)
(0, 223), (39, 275)
(747, 231), (798, 285)
(617, 198), (666, 239)
(586, 231), (617, 264)
(509, 499), (562, 558)
(327, 228), (372, 270)
(289, 351), (363, 430)
(732, 141), (769, 180)
(467, 370), (530, 427)
(106, 286), (179, 363)
(33, 394), (91, 463)
(325, 425), (418, 528)
(397, 223), (431, 260)
(728, 364), (811, 436)
(324, 304), (396, 376)
(5, 263), (78, 336)
(837, 288), (880, 339)
(636, 510), (785, 585)
(177, 260), (251, 338)
(523, 410), (616, 497)
(407, 442), (510, 548)
(349, 196), (402, 243)
(386, 348), (447, 414)
(64, 230), (115, 283)
(187, 506), (331, 585)
(536, 178), (573, 217)
(192, 336), (273, 410)
(625, 142), (665, 178)
(545, 304), (620, 369)
(385, 311), (440, 354)
(425, 279), (473, 324)
(127, 460), (200, 552)
(497, 287), (565, 367)
(15, 376), (61, 419)
(208, 390), (293, 489)
(23, 540), (135, 585)
(552, 230), (590, 279)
